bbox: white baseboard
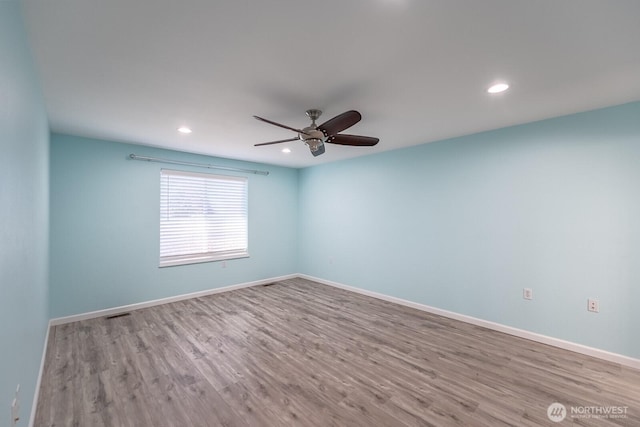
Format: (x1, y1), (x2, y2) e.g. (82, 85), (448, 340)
(49, 274), (298, 326)
(29, 320), (51, 427)
(299, 274), (640, 370)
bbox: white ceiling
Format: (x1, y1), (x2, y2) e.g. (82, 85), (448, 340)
(22, 0), (640, 168)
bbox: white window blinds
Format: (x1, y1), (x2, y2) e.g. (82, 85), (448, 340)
(160, 169), (248, 267)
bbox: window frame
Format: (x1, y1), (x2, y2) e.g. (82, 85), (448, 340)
(159, 168), (249, 268)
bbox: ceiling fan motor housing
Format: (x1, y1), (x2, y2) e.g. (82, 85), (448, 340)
(299, 126), (326, 154)
(300, 127), (324, 141)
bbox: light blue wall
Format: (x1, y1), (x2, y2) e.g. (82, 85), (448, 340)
(0, 0), (50, 421)
(298, 102), (640, 358)
(50, 134), (298, 317)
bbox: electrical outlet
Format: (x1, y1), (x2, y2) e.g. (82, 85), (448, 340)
(523, 288), (533, 300)
(11, 384), (20, 426)
(12, 397), (19, 425)
(588, 298), (599, 313)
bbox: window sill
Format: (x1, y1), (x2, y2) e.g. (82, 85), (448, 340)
(159, 252), (249, 268)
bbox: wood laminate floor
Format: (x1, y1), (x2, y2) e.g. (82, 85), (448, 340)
(35, 278), (640, 426)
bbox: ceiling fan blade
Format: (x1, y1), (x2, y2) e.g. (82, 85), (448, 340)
(326, 134), (379, 146)
(254, 115), (309, 135)
(318, 110), (361, 136)
(254, 137), (299, 147)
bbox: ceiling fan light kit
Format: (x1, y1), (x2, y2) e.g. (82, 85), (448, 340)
(254, 109), (379, 157)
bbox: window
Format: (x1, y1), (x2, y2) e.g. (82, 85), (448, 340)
(160, 169), (248, 267)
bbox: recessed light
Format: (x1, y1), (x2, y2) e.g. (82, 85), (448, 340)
(282, 148), (291, 154)
(177, 127), (192, 134)
(488, 83), (509, 94)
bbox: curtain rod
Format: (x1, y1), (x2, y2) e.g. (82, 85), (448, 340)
(128, 154), (269, 176)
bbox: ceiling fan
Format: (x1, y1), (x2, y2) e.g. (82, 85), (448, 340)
(253, 109), (379, 157)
